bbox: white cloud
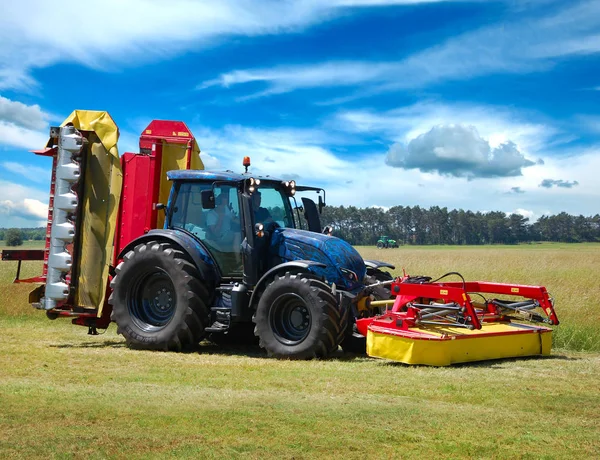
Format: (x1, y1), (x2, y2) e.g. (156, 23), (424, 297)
(0, 95), (48, 130)
(0, 96), (50, 149)
(198, 62), (401, 98)
(193, 124), (350, 185)
(184, 119), (599, 219)
(0, 198), (47, 224)
(0, 179), (48, 226)
(385, 124), (536, 178)
(1, 161), (50, 183)
(0, 0), (468, 91)
(199, 1), (600, 99)
(512, 208), (535, 220)
(0, 121), (49, 150)
(334, 101), (559, 154)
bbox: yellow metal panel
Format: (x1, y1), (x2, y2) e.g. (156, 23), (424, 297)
(156, 140), (203, 228)
(367, 323), (552, 366)
(59, 110), (122, 316)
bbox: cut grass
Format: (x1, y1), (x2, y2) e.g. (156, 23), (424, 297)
(1, 243), (600, 457)
(1, 318), (599, 459)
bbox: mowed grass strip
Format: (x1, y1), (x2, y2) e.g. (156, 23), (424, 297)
(1, 242), (600, 457)
(1, 319), (599, 459)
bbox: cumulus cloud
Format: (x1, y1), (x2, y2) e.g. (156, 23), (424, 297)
(0, 96), (50, 149)
(512, 208), (535, 220)
(333, 101), (559, 155)
(0, 198), (47, 221)
(0, 179), (49, 226)
(0, 95), (48, 129)
(385, 124), (536, 178)
(539, 179), (579, 188)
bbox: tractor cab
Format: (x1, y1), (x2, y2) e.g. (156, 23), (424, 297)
(165, 169), (334, 286)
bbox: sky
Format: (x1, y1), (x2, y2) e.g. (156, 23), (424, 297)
(1, 0), (599, 228)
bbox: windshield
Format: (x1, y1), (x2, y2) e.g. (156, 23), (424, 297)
(252, 185), (295, 228)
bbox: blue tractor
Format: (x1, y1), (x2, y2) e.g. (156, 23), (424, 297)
(109, 169), (394, 358)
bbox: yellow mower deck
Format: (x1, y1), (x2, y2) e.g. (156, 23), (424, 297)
(367, 321), (552, 366)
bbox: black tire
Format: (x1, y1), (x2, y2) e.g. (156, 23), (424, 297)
(340, 270), (394, 354)
(376, 242), (384, 249)
(253, 272), (344, 359)
(367, 269), (394, 300)
(109, 241), (211, 351)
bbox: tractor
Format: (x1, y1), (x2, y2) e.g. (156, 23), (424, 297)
(109, 167), (394, 358)
(376, 235), (398, 249)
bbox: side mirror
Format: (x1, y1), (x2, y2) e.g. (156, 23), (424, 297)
(154, 203), (165, 212)
(201, 190), (215, 209)
(318, 195), (325, 214)
(322, 225), (333, 236)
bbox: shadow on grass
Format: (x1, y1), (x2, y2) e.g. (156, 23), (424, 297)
(379, 353), (577, 369)
(192, 342), (365, 361)
(50, 340), (126, 349)
(48, 335), (367, 361)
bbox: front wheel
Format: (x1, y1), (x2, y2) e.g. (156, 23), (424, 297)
(109, 241), (211, 351)
(253, 272), (345, 359)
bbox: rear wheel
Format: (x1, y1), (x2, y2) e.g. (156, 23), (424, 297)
(253, 272), (344, 359)
(109, 241), (211, 351)
(376, 242), (384, 249)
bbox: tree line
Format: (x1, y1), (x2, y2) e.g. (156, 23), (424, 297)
(2, 207), (600, 247)
(321, 206), (600, 245)
(0, 228), (46, 246)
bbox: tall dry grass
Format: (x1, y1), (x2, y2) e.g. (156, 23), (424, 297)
(360, 243), (600, 351)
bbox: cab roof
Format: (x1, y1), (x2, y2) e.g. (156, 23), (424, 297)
(167, 169), (284, 184)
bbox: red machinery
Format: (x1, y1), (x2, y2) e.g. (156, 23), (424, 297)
(357, 273), (559, 366)
(3, 111), (201, 333)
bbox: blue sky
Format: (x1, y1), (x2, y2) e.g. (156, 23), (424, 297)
(1, 0), (599, 227)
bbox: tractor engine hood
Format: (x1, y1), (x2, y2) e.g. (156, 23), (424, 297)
(270, 228), (366, 291)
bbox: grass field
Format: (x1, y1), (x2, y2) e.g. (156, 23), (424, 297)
(1, 242), (599, 458)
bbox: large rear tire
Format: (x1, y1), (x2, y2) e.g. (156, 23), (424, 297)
(109, 241), (211, 351)
(253, 272), (344, 359)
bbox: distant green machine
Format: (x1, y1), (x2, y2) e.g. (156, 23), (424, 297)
(376, 235), (398, 249)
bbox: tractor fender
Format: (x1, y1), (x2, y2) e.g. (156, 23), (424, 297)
(249, 260), (327, 308)
(364, 260), (396, 270)
(117, 229), (215, 281)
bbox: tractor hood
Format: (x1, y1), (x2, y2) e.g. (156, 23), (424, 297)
(270, 228), (366, 292)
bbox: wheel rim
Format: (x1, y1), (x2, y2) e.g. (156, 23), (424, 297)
(127, 269), (176, 332)
(269, 293), (311, 345)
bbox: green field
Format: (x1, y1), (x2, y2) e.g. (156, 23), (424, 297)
(1, 242), (599, 458)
